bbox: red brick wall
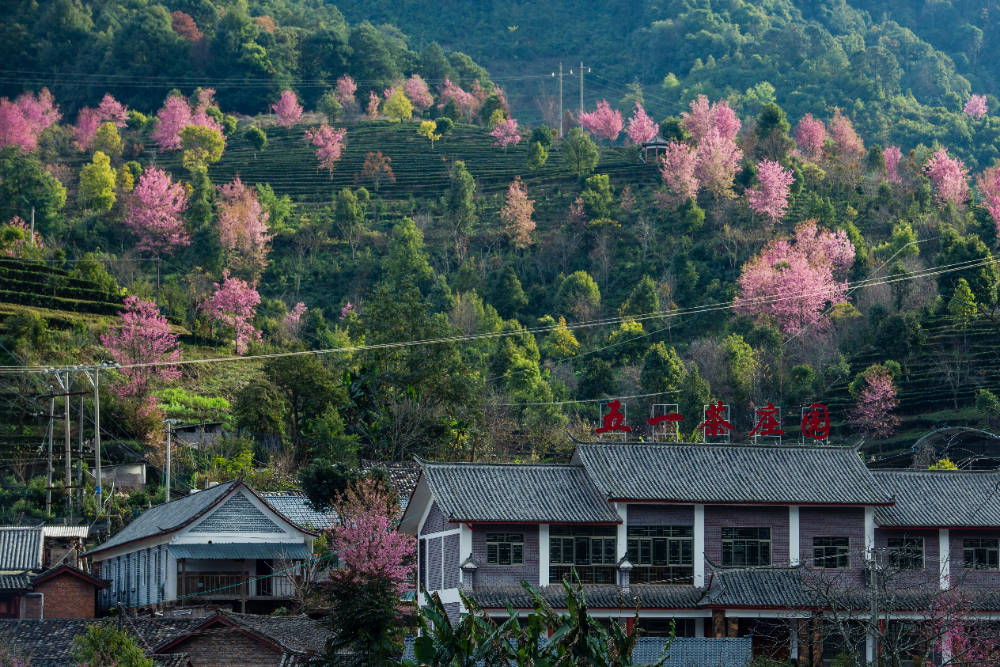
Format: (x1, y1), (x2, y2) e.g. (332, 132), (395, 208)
(167, 627), (284, 667)
(33, 574), (97, 618)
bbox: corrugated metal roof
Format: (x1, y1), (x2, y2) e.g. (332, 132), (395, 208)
(0, 527), (43, 571)
(168, 543), (311, 560)
(260, 493), (337, 531)
(573, 443), (892, 505)
(86, 481), (237, 557)
(41, 525), (89, 538)
(421, 462), (622, 524)
(873, 470), (1000, 526)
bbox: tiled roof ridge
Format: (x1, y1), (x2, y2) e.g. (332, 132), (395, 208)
(157, 479), (238, 506)
(418, 458), (583, 469)
(873, 468), (1000, 474)
(575, 440), (858, 451)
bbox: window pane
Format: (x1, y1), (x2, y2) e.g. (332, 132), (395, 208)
(487, 543), (498, 565)
(575, 537), (590, 565)
(512, 543), (523, 565)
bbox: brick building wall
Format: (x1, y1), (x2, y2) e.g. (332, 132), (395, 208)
(166, 627), (284, 667)
(471, 524), (539, 587)
(628, 504), (694, 526)
(32, 574), (97, 618)
(704, 506), (789, 567)
(875, 528), (939, 587)
(423, 502), (450, 534)
(950, 529), (1000, 588)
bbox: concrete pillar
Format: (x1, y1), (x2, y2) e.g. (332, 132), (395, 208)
(864, 507), (875, 561)
(789, 506), (800, 566)
(538, 524), (550, 587)
(694, 617), (705, 638)
(790, 618), (799, 661)
(939, 528), (950, 590)
(694, 504), (706, 587)
(459, 524), (472, 586)
(615, 503), (628, 561)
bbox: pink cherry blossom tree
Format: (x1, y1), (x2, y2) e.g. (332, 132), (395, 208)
(283, 301), (307, 336)
(216, 177), (272, 278)
(330, 478), (415, 594)
(656, 141), (699, 208)
(366, 91), (380, 119)
(151, 95), (192, 151)
(0, 99), (36, 152)
(625, 103), (658, 145)
(15, 88), (60, 135)
(500, 176), (535, 249)
(437, 78), (478, 118)
(883, 145), (902, 183)
(829, 109), (865, 163)
(272, 90), (303, 128)
(97, 94), (128, 127)
(681, 95), (740, 143)
(126, 167), (190, 257)
(100, 296), (182, 399)
(74, 107), (103, 150)
(490, 117), (521, 149)
(304, 124), (347, 176)
(964, 94), (988, 120)
(695, 128), (743, 197)
(335, 75), (358, 110)
(734, 220), (855, 334)
(975, 166), (1000, 235)
(793, 113), (826, 160)
(747, 159), (795, 221)
(923, 148), (969, 206)
(849, 365), (900, 439)
(403, 74), (434, 112)
(578, 99), (623, 142)
(0, 216), (44, 257)
(200, 271), (261, 354)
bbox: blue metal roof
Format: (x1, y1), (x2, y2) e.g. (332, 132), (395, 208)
(167, 543), (311, 560)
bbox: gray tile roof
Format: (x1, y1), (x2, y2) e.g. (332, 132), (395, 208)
(421, 461), (622, 524)
(0, 527), (43, 571)
(361, 460), (421, 514)
(872, 470), (1000, 527)
(217, 612), (331, 654)
(86, 481), (238, 557)
(261, 492), (338, 531)
(703, 567), (816, 608)
(0, 573), (31, 590)
(573, 443), (892, 505)
(466, 583), (704, 609)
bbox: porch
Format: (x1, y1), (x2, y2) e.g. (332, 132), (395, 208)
(171, 542), (312, 606)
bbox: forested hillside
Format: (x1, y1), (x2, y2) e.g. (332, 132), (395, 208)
(2, 0), (1000, 525)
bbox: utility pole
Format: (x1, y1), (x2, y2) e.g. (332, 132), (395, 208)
(54, 371), (72, 515)
(83, 366), (106, 513)
(165, 421), (172, 502)
(45, 395), (54, 516)
(29, 207), (35, 247)
(552, 63), (564, 138)
(573, 61), (590, 117)
(78, 394), (84, 509)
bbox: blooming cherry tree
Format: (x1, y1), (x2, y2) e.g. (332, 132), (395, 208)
(681, 95), (740, 143)
(15, 89), (60, 135)
(747, 159), (795, 221)
(97, 94), (128, 127)
(126, 167), (190, 256)
(330, 478), (415, 594)
(304, 124), (347, 176)
(578, 99), (623, 142)
(964, 94), (988, 120)
(849, 366), (900, 439)
(656, 141), (699, 208)
(501, 176), (535, 249)
(975, 166), (1000, 235)
(151, 95), (192, 151)
(490, 117), (521, 149)
(283, 301), (307, 336)
(793, 113), (826, 160)
(829, 109), (865, 163)
(366, 91), (380, 119)
(883, 145), (902, 183)
(74, 107), (103, 150)
(216, 177), (272, 278)
(272, 90), (303, 128)
(626, 103), (658, 145)
(403, 74), (434, 111)
(695, 128), (743, 197)
(923, 148), (969, 206)
(101, 296), (182, 399)
(734, 220), (855, 334)
(0, 99), (36, 152)
(200, 271), (262, 354)
(0, 216), (44, 257)
(437, 78), (478, 118)
(335, 75), (357, 109)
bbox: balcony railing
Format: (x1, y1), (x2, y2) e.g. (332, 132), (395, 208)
(178, 572), (300, 599)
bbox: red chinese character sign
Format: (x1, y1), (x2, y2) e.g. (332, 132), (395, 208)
(699, 401), (732, 443)
(750, 402), (784, 444)
(648, 404), (683, 442)
(595, 399), (631, 439)
(800, 403), (830, 442)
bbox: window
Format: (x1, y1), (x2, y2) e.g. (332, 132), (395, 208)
(963, 538), (1000, 570)
(887, 537), (924, 570)
(813, 537), (850, 569)
(486, 533), (524, 566)
(626, 526), (694, 584)
(722, 527), (771, 567)
(549, 526), (617, 584)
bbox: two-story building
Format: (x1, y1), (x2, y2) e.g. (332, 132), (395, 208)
(86, 480), (326, 613)
(401, 441), (1000, 665)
